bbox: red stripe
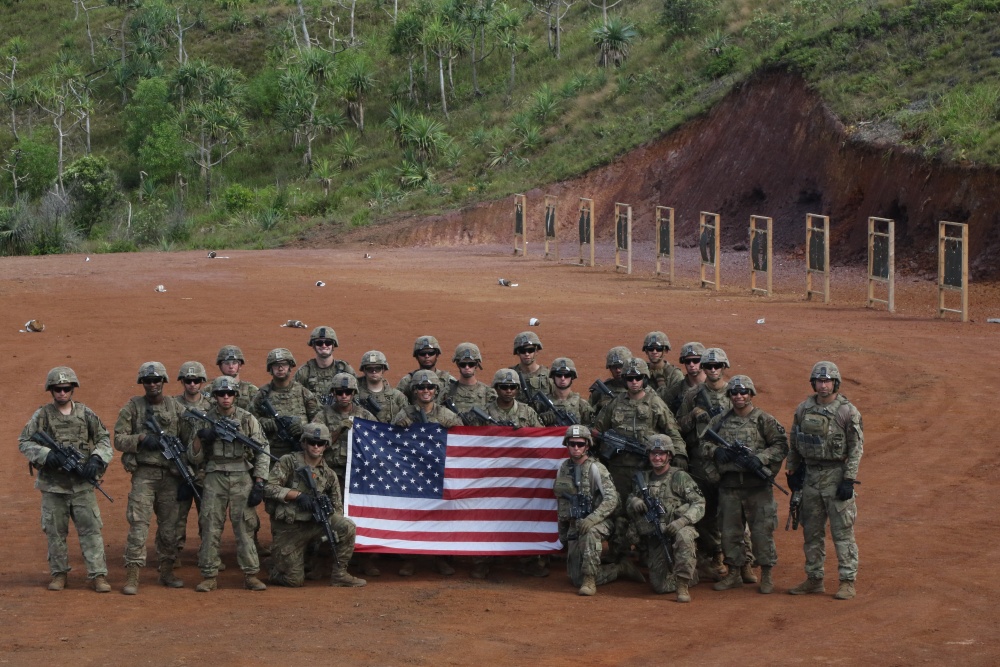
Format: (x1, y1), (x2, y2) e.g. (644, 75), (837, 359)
(349, 505), (555, 522)
(354, 546), (557, 556)
(449, 426), (567, 438)
(445, 467), (556, 479)
(358, 528), (558, 542)
(442, 487), (556, 500)
(447, 445), (567, 459)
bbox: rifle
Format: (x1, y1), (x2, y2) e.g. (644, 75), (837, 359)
(414, 404), (429, 424)
(589, 378), (614, 400)
(258, 396), (299, 447)
(696, 384), (725, 419)
(470, 406), (515, 428)
(184, 409), (280, 463)
(296, 465), (339, 566)
(633, 471), (673, 567)
(361, 394), (382, 416)
(561, 463), (593, 541)
(534, 391), (577, 427)
(703, 428), (789, 496)
(30, 431), (114, 502)
(786, 489), (802, 530)
(144, 413), (201, 501)
(598, 429), (647, 460)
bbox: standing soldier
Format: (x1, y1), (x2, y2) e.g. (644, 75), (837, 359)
(173, 361), (212, 568)
(660, 342), (706, 416)
(189, 377), (270, 592)
(787, 361), (863, 600)
(213, 345), (258, 410)
(445, 342), (496, 415)
(589, 346), (632, 414)
(294, 326), (356, 403)
(114, 362), (191, 595)
(642, 332), (684, 396)
(469, 369), (543, 428)
(552, 425), (642, 596)
(265, 423), (366, 588)
(396, 335), (455, 403)
(510, 331), (551, 400)
(356, 351), (408, 424)
(626, 436), (705, 602)
(703, 376), (788, 594)
(538, 358), (595, 427)
(316, 374), (377, 487)
(250, 348), (321, 461)
(19, 367), (113, 593)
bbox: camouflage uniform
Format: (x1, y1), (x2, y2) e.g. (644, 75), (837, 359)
(510, 364), (552, 400)
(648, 363), (684, 395)
(189, 405), (270, 578)
(392, 404), (464, 428)
(356, 383), (408, 424)
(541, 393), (595, 427)
(265, 452), (358, 587)
(316, 403), (378, 490)
(627, 467), (705, 594)
(445, 379), (497, 415)
(207, 378), (258, 411)
(19, 402), (112, 582)
(250, 382), (321, 461)
(474, 399), (542, 427)
(295, 358), (357, 404)
(553, 458), (621, 589)
(174, 391), (213, 557)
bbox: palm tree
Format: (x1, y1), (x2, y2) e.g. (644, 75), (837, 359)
(494, 4), (530, 104)
(592, 16), (636, 68)
(341, 58), (377, 132)
(402, 113), (447, 163)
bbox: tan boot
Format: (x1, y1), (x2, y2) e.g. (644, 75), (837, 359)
(398, 560), (416, 576)
(577, 574), (597, 596)
(834, 580), (856, 600)
(195, 577), (217, 592)
(713, 566), (744, 591)
(617, 559), (646, 583)
(122, 565), (140, 595)
(48, 573), (67, 591)
(330, 567), (367, 587)
(361, 555), (381, 577)
(712, 551), (727, 579)
(675, 578), (691, 603)
(434, 557), (456, 576)
(758, 566), (773, 594)
(92, 575), (111, 593)
(158, 561), (184, 588)
(244, 573), (267, 591)
(788, 576), (824, 595)
(741, 563), (758, 584)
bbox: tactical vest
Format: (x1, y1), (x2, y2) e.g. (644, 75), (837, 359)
(296, 359), (352, 403)
(553, 459), (599, 524)
(131, 397), (184, 469)
(271, 453), (339, 524)
(794, 396), (855, 462)
(42, 403), (95, 454)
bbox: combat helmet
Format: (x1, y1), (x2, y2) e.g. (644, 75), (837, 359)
(701, 348), (730, 368)
(549, 357), (578, 379)
(308, 326), (339, 347)
(266, 348), (297, 371)
(136, 362), (168, 384)
(513, 331), (543, 353)
(642, 331), (671, 351)
(301, 422), (331, 445)
(606, 346), (633, 368)
(492, 368), (521, 388)
(45, 366), (79, 391)
(413, 336), (442, 357)
(411, 369), (441, 390)
(810, 361), (841, 391)
(330, 372), (359, 393)
(177, 361), (207, 382)
(211, 376), (240, 395)
(679, 342), (706, 362)
(453, 342), (483, 368)
(648, 434), (683, 457)
(621, 357), (650, 378)
(360, 350), (389, 371)
(563, 424), (593, 445)
(216, 345), (245, 365)
(727, 375), (757, 396)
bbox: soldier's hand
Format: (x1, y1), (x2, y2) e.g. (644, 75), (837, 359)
(247, 480), (265, 507)
(295, 493), (315, 512)
(540, 412), (556, 426)
(258, 418), (277, 435)
(44, 449), (69, 469)
(628, 496), (648, 514)
(197, 427), (217, 446)
(692, 407), (709, 424)
(836, 478), (857, 501)
(288, 418), (304, 438)
(139, 433), (161, 451)
(714, 447), (734, 465)
(577, 516), (598, 535)
(665, 517), (688, 537)
(786, 469), (804, 491)
(82, 455), (105, 481)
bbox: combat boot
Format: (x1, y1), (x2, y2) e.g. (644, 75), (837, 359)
(741, 563), (758, 584)
(788, 576), (825, 595)
(713, 566), (744, 591)
(434, 557), (456, 576)
(122, 565), (140, 595)
(712, 551), (727, 579)
(330, 567), (367, 587)
(195, 577), (217, 592)
(697, 555), (720, 582)
(577, 575), (597, 596)
(758, 566), (773, 594)
(158, 561), (184, 588)
(244, 573), (267, 591)
(675, 578), (691, 603)
(617, 559), (646, 583)
(48, 573), (67, 591)
(834, 580), (856, 600)
(92, 575), (111, 593)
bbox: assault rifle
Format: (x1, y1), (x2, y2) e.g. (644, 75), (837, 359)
(633, 471), (673, 567)
(561, 463), (593, 541)
(30, 431), (114, 502)
(470, 406), (515, 428)
(696, 384), (725, 419)
(598, 429), (648, 460)
(145, 413), (200, 501)
(297, 465), (339, 566)
(534, 391), (577, 426)
(703, 428), (789, 496)
(258, 397), (299, 448)
(183, 409), (280, 463)
(589, 378), (614, 401)
(786, 489), (802, 530)
(354, 394), (382, 416)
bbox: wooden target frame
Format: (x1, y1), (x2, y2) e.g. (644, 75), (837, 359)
(614, 203), (632, 274)
(655, 206), (674, 283)
(513, 193), (527, 256)
(577, 197), (595, 266)
(750, 215), (773, 296)
(938, 221), (969, 322)
(867, 216), (895, 312)
(806, 213), (830, 303)
(543, 195), (558, 260)
(699, 211), (720, 290)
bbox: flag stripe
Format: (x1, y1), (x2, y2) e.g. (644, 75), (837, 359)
(347, 504), (555, 522)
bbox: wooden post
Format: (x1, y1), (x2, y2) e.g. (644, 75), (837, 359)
(543, 195), (558, 260)
(699, 212), (720, 291)
(577, 198), (595, 267)
(806, 213), (830, 303)
(614, 203), (632, 274)
(655, 206), (674, 283)
(750, 215), (773, 296)
(513, 193), (527, 256)
(938, 221), (969, 322)
(867, 217), (895, 312)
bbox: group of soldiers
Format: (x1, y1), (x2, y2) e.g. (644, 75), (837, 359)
(18, 326), (863, 604)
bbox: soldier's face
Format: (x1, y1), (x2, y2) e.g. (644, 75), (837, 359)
(220, 360), (242, 377)
(142, 377), (165, 399)
(516, 346), (537, 365)
(363, 365), (385, 382)
(702, 363), (725, 381)
(50, 385), (75, 406)
(645, 346), (665, 363)
(333, 388), (355, 408)
(457, 361), (477, 379)
(312, 340), (335, 359)
(681, 357), (701, 377)
(416, 350), (438, 369)
(214, 390), (236, 410)
(552, 373), (573, 390)
(624, 376), (644, 397)
(566, 440), (589, 462)
(608, 365), (624, 380)
(182, 377), (203, 397)
(496, 384), (518, 405)
(414, 385), (437, 406)
(729, 388), (752, 410)
(270, 361), (292, 380)
(649, 450), (670, 473)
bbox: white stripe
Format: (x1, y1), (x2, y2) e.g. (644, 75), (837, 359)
(446, 456), (563, 471)
(345, 493), (556, 513)
(356, 536), (562, 552)
(449, 434), (565, 450)
(443, 477), (554, 490)
(354, 518), (554, 533)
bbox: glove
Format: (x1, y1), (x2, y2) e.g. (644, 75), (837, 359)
(540, 411), (556, 426)
(288, 418), (304, 438)
(258, 418), (276, 435)
(176, 484), (199, 502)
(577, 516), (598, 535)
(714, 447), (734, 465)
(45, 449), (69, 469)
(691, 407), (709, 424)
(295, 493), (315, 512)
(197, 427), (217, 446)
(140, 433), (161, 451)
(836, 478), (857, 501)
(628, 496), (648, 514)
(786, 468), (805, 492)
(82, 455), (105, 481)
(665, 517), (688, 537)
(247, 480), (265, 507)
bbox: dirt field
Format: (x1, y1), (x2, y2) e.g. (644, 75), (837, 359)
(2, 244), (997, 666)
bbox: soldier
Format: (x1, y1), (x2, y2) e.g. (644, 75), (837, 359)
(787, 361), (863, 601)
(445, 342), (496, 415)
(510, 331), (551, 400)
(294, 325), (356, 403)
(316, 374), (376, 488)
(588, 346), (632, 414)
(538, 358), (595, 427)
(265, 423), (366, 588)
(356, 350), (408, 424)
(660, 342), (707, 416)
(173, 361), (212, 568)
(703, 375), (788, 594)
(189, 377), (270, 592)
(213, 345), (258, 410)
(642, 331), (684, 396)
(468, 368), (544, 428)
(626, 436), (705, 602)
(19, 367), (113, 593)
(552, 425), (642, 596)
(114, 362), (192, 595)
(396, 335), (455, 403)
(250, 348), (321, 461)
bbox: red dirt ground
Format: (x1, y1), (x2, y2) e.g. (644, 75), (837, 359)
(1, 245), (997, 665)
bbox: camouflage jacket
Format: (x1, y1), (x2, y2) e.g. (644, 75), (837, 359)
(703, 407), (789, 488)
(294, 358), (357, 404)
(788, 394), (863, 480)
(552, 458), (618, 543)
(265, 452), (343, 524)
(19, 402), (112, 494)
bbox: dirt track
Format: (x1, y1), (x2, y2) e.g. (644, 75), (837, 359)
(2, 245), (996, 665)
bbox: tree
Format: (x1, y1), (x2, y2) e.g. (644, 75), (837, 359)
(64, 154), (120, 234)
(390, 12), (425, 103)
(529, 0), (576, 59)
(592, 15), (636, 67)
(125, 77), (174, 154)
(137, 120), (186, 186)
(494, 4), (530, 104)
(339, 57), (377, 132)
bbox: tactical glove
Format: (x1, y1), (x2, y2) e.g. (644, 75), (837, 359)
(82, 455), (105, 482)
(45, 449), (69, 469)
(691, 407), (710, 424)
(247, 480), (265, 507)
(714, 447), (734, 465)
(786, 468), (805, 492)
(295, 493), (315, 512)
(665, 517), (688, 537)
(288, 418), (304, 439)
(139, 433), (161, 451)
(258, 418), (277, 435)
(576, 516), (598, 535)
(197, 427), (217, 446)
(628, 496), (648, 514)
(836, 478), (857, 501)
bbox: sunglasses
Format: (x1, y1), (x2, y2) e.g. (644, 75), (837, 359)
(182, 378), (203, 385)
(362, 366), (385, 373)
(414, 384), (437, 391)
(552, 372), (573, 379)
(416, 350), (438, 358)
(624, 375), (644, 381)
(333, 389), (355, 396)
(496, 384), (519, 391)
(51, 385), (74, 393)
(457, 362), (477, 369)
(702, 363), (724, 370)
(566, 441), (589, 448)
(214, 390), (237, 397)
(304, 439), (328, 447)
(313, 340), (335, 347)
(141, 377), (165, 385)
(729, 388), (752, 396)
(645, 346), (666, 352)
(682, 358), (702, 365)
(517, 347), (537, 354)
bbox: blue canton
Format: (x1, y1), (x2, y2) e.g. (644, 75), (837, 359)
(350, 419), (447, 499)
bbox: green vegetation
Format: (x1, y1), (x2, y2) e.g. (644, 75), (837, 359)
(1, 0), (999, 255)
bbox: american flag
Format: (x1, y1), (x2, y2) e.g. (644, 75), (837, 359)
(345, 418), (568, 555)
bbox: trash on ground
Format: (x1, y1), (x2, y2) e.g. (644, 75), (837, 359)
(282, 320), (307, 328)
(988, 318), (1000, 324)
(207, 251), (229, 259)
(756, 318), (766, 325)
(529, 318), (540, 326)
(22, 319), (45, 333)
(316, 281), (326, 287)
(364, 253), (372, 259)
(155, 285), (166, 292)
(498, 278), (519, 287)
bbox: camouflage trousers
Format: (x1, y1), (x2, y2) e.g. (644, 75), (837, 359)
(606, 456), (645, 558)
(719, 485), (778, 567)
(268, 516), (357, 587)
(801, 466), (858, 581)
(41, 489), (107, 578)
(566, 519), (617, 588)
(175, 486), (203, 554)
(643, 525), (698, 594)
(198, 471), (259, 577)
(124, 466), (181, 567)
(692, 475), (755, 567)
